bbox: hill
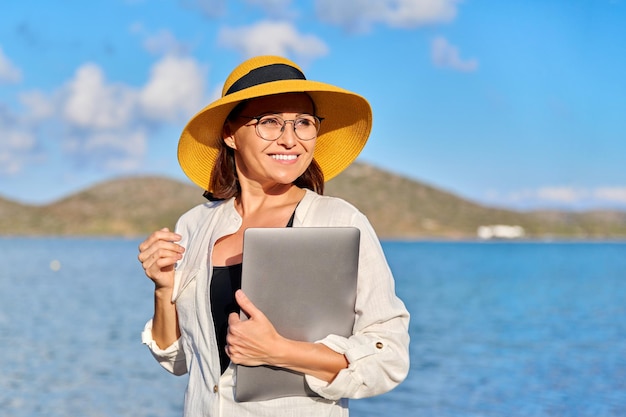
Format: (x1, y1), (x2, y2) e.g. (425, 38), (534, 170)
(0, 176), (207, 236)
(325, 163), (626, 238)
(1, 162), (625, 239)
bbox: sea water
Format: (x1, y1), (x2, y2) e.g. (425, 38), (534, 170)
(0, 238), (625, 417)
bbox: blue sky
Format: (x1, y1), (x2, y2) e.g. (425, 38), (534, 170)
(1, 0), (625, 210)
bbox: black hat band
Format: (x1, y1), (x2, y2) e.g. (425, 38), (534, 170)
(225, 63), (306, 96)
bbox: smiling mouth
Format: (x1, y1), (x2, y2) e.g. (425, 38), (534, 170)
(270, 154), (298, 161)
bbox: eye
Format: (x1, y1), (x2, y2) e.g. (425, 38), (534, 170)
(295, 116), (315, 128)
(258, 116), (282, 127)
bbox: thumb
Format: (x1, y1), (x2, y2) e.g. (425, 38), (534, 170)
(235, 289), (263, 320)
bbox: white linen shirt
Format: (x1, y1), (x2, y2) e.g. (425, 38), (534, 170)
(141, 189), (410, 417)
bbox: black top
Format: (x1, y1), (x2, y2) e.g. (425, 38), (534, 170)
(209, 208), (296, 374)
(210, 263), (242, 374)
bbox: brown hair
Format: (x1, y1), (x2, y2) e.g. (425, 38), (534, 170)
(204, 100), (325, 201)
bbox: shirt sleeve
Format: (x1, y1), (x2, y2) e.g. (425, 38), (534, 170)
(141, 319), (188, 376)
(304, 211), (411, 400)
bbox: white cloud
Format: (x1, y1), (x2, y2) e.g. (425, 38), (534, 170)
(19, 90), (55, 122)
(244, 0), (297, 19)
(179, 0), (226, 18)
(0, 130), (37, 175)
(0, 46), (23, 84)
(431, 36), (478, 72)
(503, 187), (589, 206)
(0, 109), (37, 175)
(142, 29), (190, 56)
(594, 187), (626, 204)
(535, 187), (588, 203)
(489, 186), (626, 210)
(316, 0), (461, 32)
(0, 150), (23, 175)
(63, 63), (138, 130)
(218, 21), (328, 63)
(139, 55), (206, 121)
(81, 130), (147, 171)
(180, 0), (296, 19)
(1, 54), (207, 176)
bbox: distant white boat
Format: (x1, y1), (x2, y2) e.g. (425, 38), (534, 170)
(477, 225), (525, 240)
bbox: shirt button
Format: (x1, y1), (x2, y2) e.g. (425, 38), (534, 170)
(375, 342), (384, 349)
(213, 385), (219, 393)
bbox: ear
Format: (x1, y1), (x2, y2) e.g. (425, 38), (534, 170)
(222, 123), (237, 149)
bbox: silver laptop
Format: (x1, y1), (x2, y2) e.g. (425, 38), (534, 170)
(235, 227), (360, 402)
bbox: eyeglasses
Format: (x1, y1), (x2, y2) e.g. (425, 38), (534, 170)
(240, 114), (323, 141)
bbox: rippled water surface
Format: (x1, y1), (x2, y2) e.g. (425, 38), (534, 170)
(1, 238), (625, 416)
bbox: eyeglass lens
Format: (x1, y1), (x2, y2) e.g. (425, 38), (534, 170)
(255, 115), (320, 141)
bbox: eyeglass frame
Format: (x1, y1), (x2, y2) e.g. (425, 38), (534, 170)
(238, 113), (324, 141)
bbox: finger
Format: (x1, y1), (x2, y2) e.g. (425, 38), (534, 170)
(138, 241), (184, 263)
(156, 228), (183, 243)
(138, 228), (182, 252)
(225, 344), (231, 359)
(138, 230), (163, 252)
(139, 231), (182, 253)
(228, 311), (241, 328)
(152, 252), (182, 269)
(144, 251), (177, 275)
(139, 244), (184, 276)
(235, 290), (264, 320)
(137, 236), (185, 262)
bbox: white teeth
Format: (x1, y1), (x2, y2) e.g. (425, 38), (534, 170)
(271, 154), (297, 160)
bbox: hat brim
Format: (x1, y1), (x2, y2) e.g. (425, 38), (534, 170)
(178, 79), (372, 191)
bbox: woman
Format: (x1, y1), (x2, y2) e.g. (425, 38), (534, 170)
(138, 55), (410, 416)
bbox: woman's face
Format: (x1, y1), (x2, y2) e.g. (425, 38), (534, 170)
(226, 93), (317, 190)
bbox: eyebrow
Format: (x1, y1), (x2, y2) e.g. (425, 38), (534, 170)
(253, 112), (315, 116)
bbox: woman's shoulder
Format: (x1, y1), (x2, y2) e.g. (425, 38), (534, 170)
(303, 189), (361, 212)
(177, 198), (231, 225)
(297, 189), (368, 227)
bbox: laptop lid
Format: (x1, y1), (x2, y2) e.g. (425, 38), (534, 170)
(235, 227), (360, 402)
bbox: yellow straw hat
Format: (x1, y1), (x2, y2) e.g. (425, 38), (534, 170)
(178, 55), (372, 191)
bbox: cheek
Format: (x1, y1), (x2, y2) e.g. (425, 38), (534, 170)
(304, 141), (317, 161)
(303, 139), (316, 153)
(235, 136), (271, 154)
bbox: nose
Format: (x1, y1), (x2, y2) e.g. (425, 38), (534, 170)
(276, 121), (298, 147)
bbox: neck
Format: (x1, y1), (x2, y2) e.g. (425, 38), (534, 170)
(236, 182), (305, 217)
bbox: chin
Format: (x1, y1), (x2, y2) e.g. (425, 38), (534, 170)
(274, 175), (301, 185)
(270, 166), (307, 182)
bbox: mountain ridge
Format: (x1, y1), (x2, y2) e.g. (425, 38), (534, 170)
(2, 162), (625, 239)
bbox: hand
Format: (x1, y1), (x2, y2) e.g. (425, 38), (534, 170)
(137, 228), (185, 291)
(227, 290), (349, 382)
(226, 290), (285, 367)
